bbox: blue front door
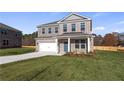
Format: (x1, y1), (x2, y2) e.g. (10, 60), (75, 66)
(64, 42), (68, 52)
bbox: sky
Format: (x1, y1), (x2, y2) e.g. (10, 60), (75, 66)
(0, 12), (124, 36)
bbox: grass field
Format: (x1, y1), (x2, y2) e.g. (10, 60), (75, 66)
(0, 47), (35, 56)
(0, 51), (124, 81)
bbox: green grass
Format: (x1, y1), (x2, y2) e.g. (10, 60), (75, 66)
(0, 51), (124, 81)
(0, 47), (35, 56)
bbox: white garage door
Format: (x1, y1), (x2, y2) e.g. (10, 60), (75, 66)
(39, 42), (57, 52)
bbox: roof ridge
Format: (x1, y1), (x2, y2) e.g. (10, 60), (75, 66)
(0, 23), (21, 32)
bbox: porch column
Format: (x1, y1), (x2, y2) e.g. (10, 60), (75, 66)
(91, 37), (94, 52)
(68, 38), (71, 52)
(55, 39), (58, 53)
(87, 37), (90, 53)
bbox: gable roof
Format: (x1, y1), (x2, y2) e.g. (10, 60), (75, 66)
(0, 23), (22, 32)
(37, 13), (91, 28)
(58, 13), (91, 22)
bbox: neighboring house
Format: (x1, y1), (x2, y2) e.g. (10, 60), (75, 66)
(0, 23), (22, 48)
(35, 13), (94, 54)
(93, 34), (103, 46)
(119, 32), (124, 46)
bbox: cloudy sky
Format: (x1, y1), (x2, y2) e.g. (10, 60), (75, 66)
(0, 12), (124, 36)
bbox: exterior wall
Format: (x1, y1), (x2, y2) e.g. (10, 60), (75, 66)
(0, 29), (22, 49)
(38, 24), (59, 37)
(59, 20), (92, 34)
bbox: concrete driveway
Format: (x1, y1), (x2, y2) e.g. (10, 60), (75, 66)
(0, 52), (62, 65)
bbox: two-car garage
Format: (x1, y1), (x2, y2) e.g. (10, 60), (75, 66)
(39, 42), (57, 52)
(36, 39), (58, 53)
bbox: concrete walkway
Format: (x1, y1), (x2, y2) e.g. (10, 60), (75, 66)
(0, 52), (62, 65)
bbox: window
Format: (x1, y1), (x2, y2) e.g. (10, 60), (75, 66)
(42, 28), (45, 34)
(81, 23), (85, 31)
(1, 30), (7, 35)
(81, 39), (86, 49)
(2, 40), (9, 45)
(63, 24), (67, 32)
(75, 40), (79, 48)
(48, 28), (51, 34)
(81, 44), (85, 48)
(72, 24), (76, 32)
(1, 31), (4, 34)
(81, 40), (85, 43)
(55, 27), (58, 33)
(75, 39), (86, 49)
(3, 40), (6, 45)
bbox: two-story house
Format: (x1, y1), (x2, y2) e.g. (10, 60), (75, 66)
(35, 13), (94, 54)
(0, 23), (22, 49)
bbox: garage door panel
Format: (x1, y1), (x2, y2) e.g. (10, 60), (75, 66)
(39, 43), (57, 52)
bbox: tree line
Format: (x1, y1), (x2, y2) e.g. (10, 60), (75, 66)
(94, 32), (124, 46)
(22, 32), (38, 46)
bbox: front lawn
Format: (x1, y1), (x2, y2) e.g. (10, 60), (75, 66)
(0, 47), (35, 56)
(0, 51), (124, 81)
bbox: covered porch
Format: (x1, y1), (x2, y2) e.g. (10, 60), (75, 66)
(56, 34), (94, 54)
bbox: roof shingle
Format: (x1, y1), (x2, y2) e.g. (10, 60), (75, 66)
(0, 23), (21, 32)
